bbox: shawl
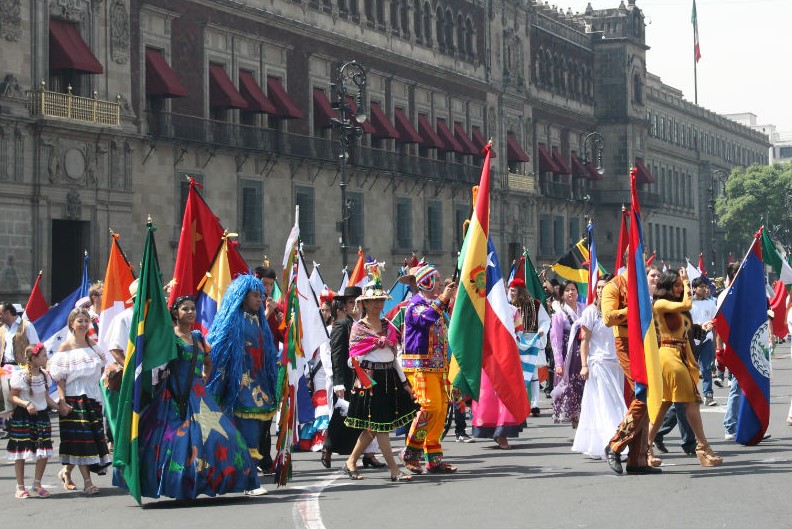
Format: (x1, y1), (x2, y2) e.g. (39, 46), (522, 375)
(349, 318), (400, 357)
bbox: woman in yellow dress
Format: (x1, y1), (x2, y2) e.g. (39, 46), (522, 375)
(647, 268), (723, 467)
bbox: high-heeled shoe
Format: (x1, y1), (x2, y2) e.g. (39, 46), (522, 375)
(695, 442), (723, 467)
(320, 449), (332, 469)
(390, 472), (412, 482)
(362, 455), (386, 469)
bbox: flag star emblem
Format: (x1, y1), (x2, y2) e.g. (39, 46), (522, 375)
(487, 252), (495, 268)
(192, 399), (229, 445)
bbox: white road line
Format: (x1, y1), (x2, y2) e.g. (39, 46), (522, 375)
(292, 475), (342, 529)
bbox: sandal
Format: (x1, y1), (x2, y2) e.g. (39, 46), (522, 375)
(390, 472), (413, 482)
(58, 468), (77, 491)
(83, 481), (100, 496)
(426, 462), (458, 473)
(343, 463), (364, 480)
(15, 487), (30, 499)
(31, 481), (50, 498)
(494, 436), (512, 450)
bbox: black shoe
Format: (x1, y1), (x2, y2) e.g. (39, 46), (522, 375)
(625, 465), (663, 475)
(604, 445), (623, 475)
(320, 449), (332, 469)
(713, 378), (724, 388)
(531, 407), (541, 417)
(682, 446), (697, 456)
(653, 438), (669, 454)
(362, 455), (387, 469)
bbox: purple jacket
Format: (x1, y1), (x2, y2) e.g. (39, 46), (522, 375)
(401, 292), (448, 372)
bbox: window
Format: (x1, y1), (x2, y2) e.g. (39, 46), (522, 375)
(295, 185), (315, 245)
(540, 216), (552, 256)
(239, 179), (263, 244)
(568, 218), (580, 243)
(662, 225), (668, 258)
(396, 197), (412, 249)
(455, 204), (469, 249)
(633, 73), (642, 104)
(683, 228), (688, 257)
(676, 227), (682, 260)
(554, 216), (565, 256)
(427, 200), (443, 251)
(348, 192), (364, 247)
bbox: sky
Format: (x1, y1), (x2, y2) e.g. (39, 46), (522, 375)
(566, 0), (792, 136)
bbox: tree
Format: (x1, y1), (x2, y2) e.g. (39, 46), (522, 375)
(717, 163), (792, 258)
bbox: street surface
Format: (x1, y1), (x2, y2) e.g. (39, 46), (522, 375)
(3, 352), (792, 529)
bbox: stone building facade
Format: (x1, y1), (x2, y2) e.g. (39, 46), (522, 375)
(0, 0), (770, 300)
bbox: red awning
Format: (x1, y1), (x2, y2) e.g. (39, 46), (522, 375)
(209, 64), (247, 109)
(635, 157), (655, 184)
(417, 114), (444, 149)
(471, 126), (496, 158)
(313, 88), (335, 128)
(570, 151), (588, 179)
(507, 132), (531, 163)
(393, 108), (422, 143)
(454, 123), (479, 155)
(145, 49), (187, 98)
(49, 19), (103, 74)
(436, 118), (464, 153)
(538, 143), (560, 173)
(552, 147), (572, 174)
(239, 70), (277, 113)
(266, 77), (304, 119)
(369, 102), (400, 139)
(344, 96), (376, 135)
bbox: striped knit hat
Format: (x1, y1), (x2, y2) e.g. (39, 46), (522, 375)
(414, 264), (439, 291)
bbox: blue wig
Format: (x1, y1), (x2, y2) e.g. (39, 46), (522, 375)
(206, 274), (278, 415)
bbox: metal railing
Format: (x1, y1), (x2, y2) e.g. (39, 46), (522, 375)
(507, 172), (536, 193)
(28, 83), (120, 126)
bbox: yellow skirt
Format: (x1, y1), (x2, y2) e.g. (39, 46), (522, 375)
(658, 346), (700, 403)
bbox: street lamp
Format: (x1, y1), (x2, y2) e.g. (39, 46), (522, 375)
(331, 60), (367, 269)
(708, 168), (728, 275)
(580, 131), (605, 176)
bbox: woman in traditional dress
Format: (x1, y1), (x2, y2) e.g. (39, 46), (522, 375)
(343, 275), (418, 482)
(647, 269), (723, 467)
(550, 280), (586, 428)
(50, 308), (111, 495)
(571, 274), (628, 459)
(137, 296), (259, 499)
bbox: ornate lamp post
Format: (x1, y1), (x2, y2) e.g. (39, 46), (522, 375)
(580, 131), (605, 176)
(708, 168), (728, 275)
(331, 61), (367, 269)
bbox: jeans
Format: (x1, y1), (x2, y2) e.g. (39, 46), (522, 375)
(655, 403), (696, 452)
(723, 374), (741, 436)
(697, 340), (715, 398)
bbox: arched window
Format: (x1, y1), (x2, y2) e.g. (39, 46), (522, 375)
(465, 17), (474, 59)
(423, 2), (433, 44)
(364, 0), (374, 21)
(633, 72), (643, 104)
(401, 0), (410, 35)
(338, 0), (347, 13)
(391, 0), (400, 30)
(456, 14), (465, 55)
(414, 0), (422, 39)
(445, 8), (454, 52)
(435, 6), (444, 49)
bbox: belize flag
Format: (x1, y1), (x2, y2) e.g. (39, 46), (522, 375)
(449, 142), (529, 423)
(713, 229), (771, 445)
(626, 167), (662, 423)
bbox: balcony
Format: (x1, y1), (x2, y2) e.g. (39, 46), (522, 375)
(28, 84), (120, 126)
(146, 111), (481, 184)
(507, 172), (537, 193)
(589, 189), (664, 208)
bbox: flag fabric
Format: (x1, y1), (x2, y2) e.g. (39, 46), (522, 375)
(698, 253), (707, 276)
(23, 271), (48, 322)
(382, 279), (410, 318)
(713, 230), (771, 445)
(686, 258), (702, 283)
(34, 253), (90, 353)
(614, 206), (629, 274)
(168, 178), (224, 306)
(586, 223), (600, 306)
(297, 252), (330, 358)
(769, 280), (788, 341)
(645, 251), (656, 267)
(347, 248), (369, 289)
(195, 236), (235, 335)
(521, 249), (547, 306)
(338, 268), (349, 292)
(226, 239), (250, 279)
(626, 167), (662, 423)
(761, 230), (792, 286)
(448, 143), (529, 423)
(113, 222), (178, 504)
(98, 234), (136, 361)
(692, 0), (701, 62)
(309, 262), (325, 300)
(551, 238), (590, 285)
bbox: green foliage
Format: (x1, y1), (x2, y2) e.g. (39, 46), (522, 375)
(717, 163), (792, 256)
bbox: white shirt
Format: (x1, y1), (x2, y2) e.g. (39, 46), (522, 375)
(690, 296), (717, 343)
(103, 307), (133, 364)
(9, 369), (52, 411)
(2, 317), (40, 364)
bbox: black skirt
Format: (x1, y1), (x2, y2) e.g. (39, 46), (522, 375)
(58, 394), (112, 468)
(344, 361), (418, 433)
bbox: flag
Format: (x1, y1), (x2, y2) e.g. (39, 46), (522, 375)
(347, 248), (368, 289)
(769, 280), (788, 340)
(686, 258), (702, 283)
(551, 238), (590, 286)
(297, 252), (329, 358)
(449, 143), (529, 423)
(309, 262), (325, 300)
(626, 167), (662, 423)
(615, 206), (629, 274)
(382, 280), (410, 319)
(34, 253), (90, 353)
(113, 222), (177, 504)
(226, 239), (250, 279)
(586, 223), (600, 305)
(168, 178), (224, 306)
(713, 229), (770, 445)
(761, 230), (792, 286)
(195, 235), (235, 334)
(519, 249), (547, 306)
(338, 268), (349, 292)
(692, 0), (701, 62)
(98, 233), (136, 361)
(645, 251), (656, 267)
(698, 253), (707, 276)
(23, 271), (48, 322)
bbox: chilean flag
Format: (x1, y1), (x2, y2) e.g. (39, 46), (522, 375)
(713, 229), (771, 445)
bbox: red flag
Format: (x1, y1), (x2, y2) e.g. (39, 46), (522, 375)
(614, 206), (628, 273)
(769, 280), (788, 341)
(169, 179), (224, 305)
(645, 251), (656, 267)
(226, 239), (250, 279)
(698, 253), (707, 276)
(24, 271), (48, 321)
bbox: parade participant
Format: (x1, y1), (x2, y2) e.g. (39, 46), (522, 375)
(646, 269), (723, 467)
(510, 278), (550, 417)
(602, 264), (662, 475)
(541, 279), (560, 397)
(550, 280), (585, 428)
(690, 277), (718, 406)
(254, 265), (285, 347)
(571, 274), (627, 459)
(0, 301), (40, 430)
(50, 308), (111, 495)
(137, 296), (259, 499)
(323, 286), (384, 469)
(206, 274), (277, 495)
(343, 276), (418, 482)
(400, 265), (458, 474)
(6, 343), (58, 498)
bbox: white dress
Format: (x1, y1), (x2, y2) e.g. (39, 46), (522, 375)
(571, 305), (628, 459)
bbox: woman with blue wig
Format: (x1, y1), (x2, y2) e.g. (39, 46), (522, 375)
(206, 274), (279, 495)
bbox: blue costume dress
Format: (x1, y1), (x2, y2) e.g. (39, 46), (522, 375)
(138, 331), (259, 499)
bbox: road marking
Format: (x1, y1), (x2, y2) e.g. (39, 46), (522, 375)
(292, 475), (342, 529)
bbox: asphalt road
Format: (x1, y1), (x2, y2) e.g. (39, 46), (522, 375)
(3, 352), (791, 529)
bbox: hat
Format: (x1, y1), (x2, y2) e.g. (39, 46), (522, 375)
(509, 278), (527, 289)
(414, 264), (439, 291)
(319, 287), (335, 304)
(75, 296), (92, 309)
(126, 278), (139, 304)
(335, 286), (363, 301)
(397, 258), (427, 285)
(357, 261), (391, 301)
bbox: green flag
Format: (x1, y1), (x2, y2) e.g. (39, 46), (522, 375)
(761, 230), (792, 286)
(521, 249), (547, 306)
(112, 222), (177, 504)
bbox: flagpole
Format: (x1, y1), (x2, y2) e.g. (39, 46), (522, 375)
(692, 0), (699, 105)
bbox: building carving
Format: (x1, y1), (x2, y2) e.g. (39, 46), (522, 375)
(0, 0), (21, 42)
(110, 0), (130, 64)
